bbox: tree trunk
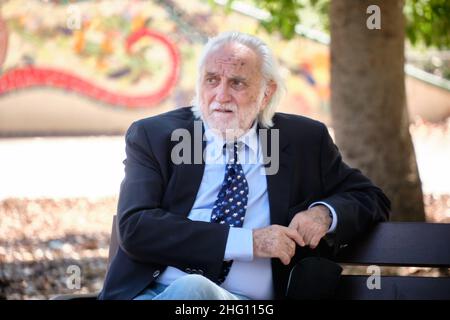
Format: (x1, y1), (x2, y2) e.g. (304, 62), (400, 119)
(330, 0), (425, 221)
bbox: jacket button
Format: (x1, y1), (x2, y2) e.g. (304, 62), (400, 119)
(153, 270), (160, 278)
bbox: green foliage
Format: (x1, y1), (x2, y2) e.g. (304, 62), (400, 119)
(404, 0), (450, 49)
(250, 0), (328, 39)
(258, 0), (301, 39)
(222, 0), (448, 48)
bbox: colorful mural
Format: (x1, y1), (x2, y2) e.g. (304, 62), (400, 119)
(0, 28), (180, 108)
(0, 0), (331, 134)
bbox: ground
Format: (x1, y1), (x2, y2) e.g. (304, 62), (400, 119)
(0, 119), (448, 300)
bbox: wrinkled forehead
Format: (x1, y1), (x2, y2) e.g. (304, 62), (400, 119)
(202, 43), (262, 78)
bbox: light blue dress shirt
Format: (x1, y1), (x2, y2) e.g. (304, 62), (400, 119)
(156, 121), (337, 299)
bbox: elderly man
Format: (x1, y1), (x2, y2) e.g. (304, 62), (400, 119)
(99, 32), (390, 300)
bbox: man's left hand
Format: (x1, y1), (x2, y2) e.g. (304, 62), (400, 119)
(288, 205), (332, 249)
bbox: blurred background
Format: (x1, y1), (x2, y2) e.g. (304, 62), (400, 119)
(0, 0), (448, 299)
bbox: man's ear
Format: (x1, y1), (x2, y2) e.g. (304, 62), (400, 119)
(261, 80), (277, 111)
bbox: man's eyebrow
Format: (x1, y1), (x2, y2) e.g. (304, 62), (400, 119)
(204, 72), (248, 82)
(229, 76), (247, 82)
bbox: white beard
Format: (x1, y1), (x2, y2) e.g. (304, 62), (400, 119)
(202, 101), (258, 141)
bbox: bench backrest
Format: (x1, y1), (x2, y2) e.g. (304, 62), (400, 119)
(106, 217), (450, 299)
(336, 222), (450, 267)
(334, 222), (450, 299)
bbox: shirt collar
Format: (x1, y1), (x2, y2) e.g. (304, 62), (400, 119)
(203, 120), (259, 164)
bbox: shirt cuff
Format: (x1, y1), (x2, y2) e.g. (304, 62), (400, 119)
(224, 227), (253, 262)
(308, 201), (338, 233)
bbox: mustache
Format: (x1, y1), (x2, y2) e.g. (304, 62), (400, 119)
(209, 102), (237, 112)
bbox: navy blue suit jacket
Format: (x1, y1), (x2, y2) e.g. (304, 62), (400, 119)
(98, 107), (390, 299)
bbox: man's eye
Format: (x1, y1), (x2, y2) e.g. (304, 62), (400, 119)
(231, 80), (245, 89)
(206, 78), (218, 84)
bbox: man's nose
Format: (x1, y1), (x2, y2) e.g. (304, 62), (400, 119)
(215, 82), (231, 103)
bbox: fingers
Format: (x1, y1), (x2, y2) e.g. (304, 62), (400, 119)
(284, 238), (296, 257)
(280, 229), (299, 265)
(284, 225), (305, 247)
(302, 228), (314, 247)
(252, 226), (296, 264)
(279, 251), (291, 265)
(301, 226), (321, 248)
(253, 225), (304, 265)
(276, 229), (295, 263)
(275, 226), (297, 265)
(288, 219), (305, 246)
(309, 234), (323, 249)
(289, 211), (328, 249)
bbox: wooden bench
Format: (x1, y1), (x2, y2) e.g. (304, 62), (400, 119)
(51, 217), (450, 300)
(334, 222), (450, 299)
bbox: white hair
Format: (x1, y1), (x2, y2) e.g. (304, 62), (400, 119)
(191, 31), (286, 128)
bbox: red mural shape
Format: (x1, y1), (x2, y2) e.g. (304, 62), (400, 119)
(0, 28), (180, 108)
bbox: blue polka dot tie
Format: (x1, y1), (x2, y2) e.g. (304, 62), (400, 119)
(210, 142), (249, 284)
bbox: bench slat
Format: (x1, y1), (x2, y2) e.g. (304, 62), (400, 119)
(335, 275), (450, 300)
(336, 222), (450, 267)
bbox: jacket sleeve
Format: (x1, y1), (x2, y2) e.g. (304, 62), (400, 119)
(116, 121), (229, 282)
(317, 124), (391, 250)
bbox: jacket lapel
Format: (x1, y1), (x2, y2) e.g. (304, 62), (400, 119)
(260, 124), (292, 226)
(169, 119), (206, 216)
(259, 123), (294, 299)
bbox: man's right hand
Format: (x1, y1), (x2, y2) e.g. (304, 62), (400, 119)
(253, 225), (303, 265)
